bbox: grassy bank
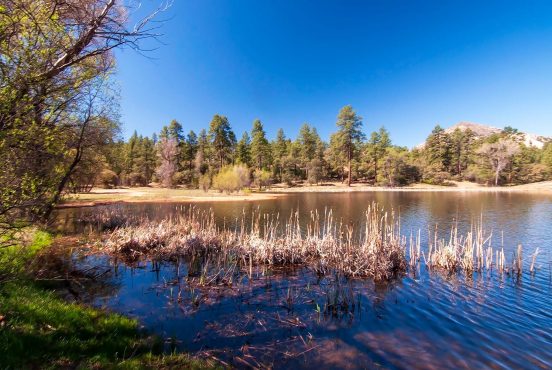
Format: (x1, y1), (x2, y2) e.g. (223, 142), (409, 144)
(0, 230), (212, 369)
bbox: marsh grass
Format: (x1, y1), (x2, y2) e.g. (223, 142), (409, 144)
(100, 204), (407, 280)
(97, 203), (542, 281)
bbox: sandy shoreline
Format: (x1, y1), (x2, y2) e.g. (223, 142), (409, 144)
(270, 181), (552, 194)
(58, 181), (552, 208)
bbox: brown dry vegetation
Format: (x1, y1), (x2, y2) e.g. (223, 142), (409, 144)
(90, 204), (541, 280)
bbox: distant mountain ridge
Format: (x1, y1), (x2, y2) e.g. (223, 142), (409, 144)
(418, 121), (551, 149)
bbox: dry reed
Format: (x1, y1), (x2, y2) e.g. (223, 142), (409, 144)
(94, 204), (541, 280)
(99, 204), (406, 280)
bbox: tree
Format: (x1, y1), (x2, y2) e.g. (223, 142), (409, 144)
(0, 0), (165, 228)
(236, 132), (252, 166)
(168, 120), (184, 143)
(208, 115), (234, 170)
(365, 127), (391, 183)
(250, 119), (271, 170)
(425, 125), (452, 171)
(272, 128), (289, 180)
(182, 130), (198, 172)
(296, 123), (323, 180)
(134, 136), (156, 185)
(543, 143), (552, 172)
(156, 138), (179, 188)
(334, 105), (365, 186)
(449, 128), (475, 177)
(477, 138), (520, 186)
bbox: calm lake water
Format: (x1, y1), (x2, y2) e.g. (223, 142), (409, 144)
(54, 192), (552, 369)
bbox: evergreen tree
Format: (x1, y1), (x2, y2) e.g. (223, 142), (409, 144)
(250, 119), (271, 170)
(208, 115), (234, 170)
(334, 105), (365, 186)
(272, 128), (289, 180)
(168, 119), (184, 143)
(236, 131), (252, 166)
(543, 143), (552, 170)
(425, 125), (452, 171)
(449, 128), (475, 177)
(365, 127), (391, 183)
(297, 123), (323, 180)
(182, 130), (198, 172)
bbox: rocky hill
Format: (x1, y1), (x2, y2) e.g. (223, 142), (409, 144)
(422, 121), (551, 149)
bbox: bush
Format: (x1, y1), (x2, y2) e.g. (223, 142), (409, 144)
(253, 169), (272, 190)
(198, 174), (211, 192)
(98, 169), (119, 188)
(212, 165), (250, 193)
(517, 163), (550, 183)
(307, 159), (323, 185)
(464, 164), (494, 185)
(421, 163), (451, 185)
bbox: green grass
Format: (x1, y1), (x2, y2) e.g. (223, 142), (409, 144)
(0, 230), (214, 369)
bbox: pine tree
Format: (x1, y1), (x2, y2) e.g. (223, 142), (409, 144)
(168, 119), (184, 143)
(182, 130), (198, 172)
(250, 119), (271, 170)
(208, 115), (234, 170)
(236, 131), (252, 166)
(272, 128), (289, 180)
(365, 127), (390, 182)
(425, 125), (452, 171)
(334, 105), (365, 186)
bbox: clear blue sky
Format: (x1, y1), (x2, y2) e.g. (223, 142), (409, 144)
(116, 0), (552, 147)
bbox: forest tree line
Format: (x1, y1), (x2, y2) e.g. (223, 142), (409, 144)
(2, 0), (552, 233)
(91, 106), (552, 192)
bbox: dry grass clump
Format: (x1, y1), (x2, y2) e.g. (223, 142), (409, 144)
(421, 220), (540, 276)
(94, 203), (541, 280)
(100, 204), (407, 280)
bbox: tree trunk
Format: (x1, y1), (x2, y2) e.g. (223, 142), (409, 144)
(347, 148), (352, 186)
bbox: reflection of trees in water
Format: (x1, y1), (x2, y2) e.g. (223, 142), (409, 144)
(32, 242), (121, 304)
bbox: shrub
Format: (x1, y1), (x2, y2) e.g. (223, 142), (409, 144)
(421, 163), (451, 185)
(198, 174), (211, 192)
(307, 159), (323, 185)
(98, 169), (119, 189)
(253, 169), (272, 190)
(212, 165), (250, 193)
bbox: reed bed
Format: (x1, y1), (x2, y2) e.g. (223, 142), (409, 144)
(99, 204), (406, 280)
(94, 203), (541, 281)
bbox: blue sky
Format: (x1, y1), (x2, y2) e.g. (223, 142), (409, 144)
(116, 0), (552, 147)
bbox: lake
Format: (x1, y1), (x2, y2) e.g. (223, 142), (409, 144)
(54, 192), (552, 369)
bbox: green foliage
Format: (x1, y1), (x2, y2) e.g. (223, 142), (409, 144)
(250, 119), (271, 170)
(253, 169), (272, 190)
(330, 105), (365, 185)
(425, 125), (452, 172)
(364, 127), (391, 183)
(208, 115), (235, 170)
(212, 165), (250, 193)
(541, 142), (552, 171)
(99, 169), (119, 189)
(236, 131), (252, 166)
(380, 149), (419, 186)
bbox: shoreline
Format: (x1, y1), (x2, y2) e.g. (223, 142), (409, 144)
(58, 180), (552, 208)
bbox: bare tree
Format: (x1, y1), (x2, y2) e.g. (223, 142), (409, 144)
(156, 138), (179, 188)
(477, 139), (520, 186)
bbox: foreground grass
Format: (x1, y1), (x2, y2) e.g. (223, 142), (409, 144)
(0, 231), (212, 369)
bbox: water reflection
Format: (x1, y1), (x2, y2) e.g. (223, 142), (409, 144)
(52, 192), (552, 368)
